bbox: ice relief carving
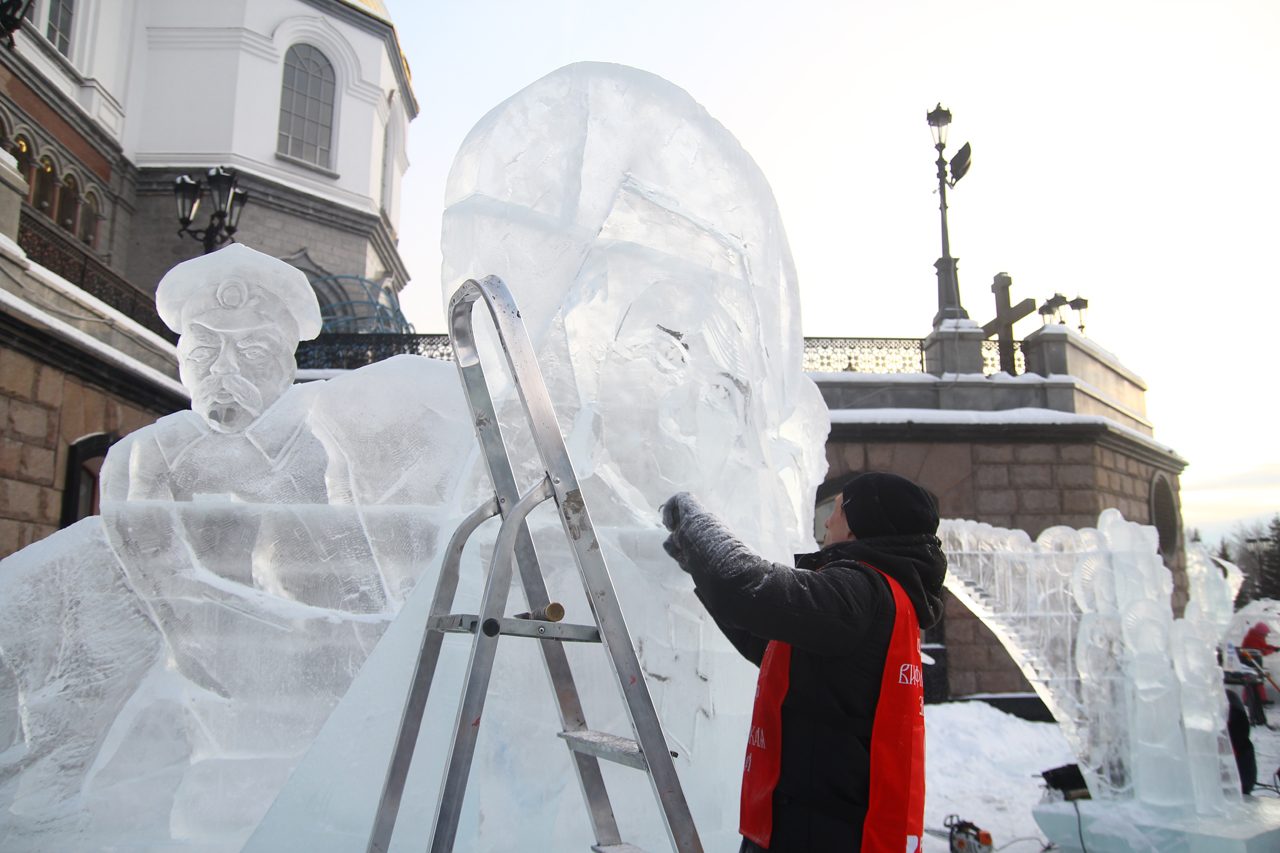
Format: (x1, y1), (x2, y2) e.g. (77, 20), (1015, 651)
(940, 510), (1242, 817)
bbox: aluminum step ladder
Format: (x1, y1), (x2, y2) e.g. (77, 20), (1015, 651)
(366, 276), (703, 853)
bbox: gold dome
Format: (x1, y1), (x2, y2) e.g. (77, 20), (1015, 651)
(340, 0), (391, 22)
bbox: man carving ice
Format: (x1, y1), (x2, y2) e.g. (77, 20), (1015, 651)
(661, 472), (947, 853)
(103, 243), (328, 503)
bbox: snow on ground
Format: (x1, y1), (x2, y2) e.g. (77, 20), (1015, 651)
(923, 701), (1074, 852)
(924, 699), (1280, 852)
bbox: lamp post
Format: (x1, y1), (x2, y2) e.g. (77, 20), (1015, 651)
(1068, 296), (1089, 334)
(174, 167), (249, 254)
(927, 103), (973, 328)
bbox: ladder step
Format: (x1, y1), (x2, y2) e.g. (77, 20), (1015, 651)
(430, 613), (602, 643)
(592, 845), (650, 853)
(559, 730), (647, 771)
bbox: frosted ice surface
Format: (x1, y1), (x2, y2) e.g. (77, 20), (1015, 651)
(941, 510), (1242, 817)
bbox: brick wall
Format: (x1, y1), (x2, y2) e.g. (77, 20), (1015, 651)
(0, 344), (156, 557)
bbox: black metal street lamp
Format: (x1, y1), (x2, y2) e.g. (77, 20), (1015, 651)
(174, 167), (249, 254)
(1039, 292), (1069, 325)
(927, 103), (973, 328)
(1068, 296), (1089, 334)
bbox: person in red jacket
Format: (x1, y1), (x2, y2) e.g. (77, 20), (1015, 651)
(1243, 622), (1279, 656)
(662, 472), (946, 853)
(1241, 622), (1279, 705)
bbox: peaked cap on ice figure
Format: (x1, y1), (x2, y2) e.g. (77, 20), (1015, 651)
(156, 243), (322, 342)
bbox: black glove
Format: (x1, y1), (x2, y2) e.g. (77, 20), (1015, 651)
(660, 492), (705, 573)
(661, 491), (703, 532)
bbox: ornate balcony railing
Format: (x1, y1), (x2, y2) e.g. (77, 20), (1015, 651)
(981, 339), (1026, 376)
(802, 337), (925, 374)
(298, 333), (1025, 376)
(16, 207), (175, 342)
(296, 333), (453, 370)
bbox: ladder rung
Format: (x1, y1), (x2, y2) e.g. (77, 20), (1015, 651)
(592, 845), (650, 853)
(559, 730), (646, 771)
(430, 614), (602, 643)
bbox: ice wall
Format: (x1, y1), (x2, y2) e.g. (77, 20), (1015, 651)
(941, 510), (1242, 816)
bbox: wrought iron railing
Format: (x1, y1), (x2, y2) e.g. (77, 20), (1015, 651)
(16, 207), (174, 341)
(295, 333), (453, 370)
(297, 333), (1026, 376)
(981, 339), (1026, 376)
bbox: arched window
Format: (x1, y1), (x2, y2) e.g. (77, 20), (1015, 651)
(59, 432), (117, 528)
(32, 155), (56, 214)
(46, 0), (74, 57)
(1150, 473), (1180, 557)
(9, 136), (34, 197)
(277, 44), (336, 169)
(57, 172), (79, 232)
(79, 191), (99, 247)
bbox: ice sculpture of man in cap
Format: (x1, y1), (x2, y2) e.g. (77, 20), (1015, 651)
(103, 243), (328, 503)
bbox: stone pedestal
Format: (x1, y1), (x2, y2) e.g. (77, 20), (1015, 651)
(1033, 798), (1280, 852)
(922, 320), (986, 376)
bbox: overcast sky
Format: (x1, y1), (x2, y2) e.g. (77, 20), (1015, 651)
(381, 0), (1279, 543)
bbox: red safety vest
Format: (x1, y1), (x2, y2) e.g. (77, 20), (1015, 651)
(739, 567), (925, 852)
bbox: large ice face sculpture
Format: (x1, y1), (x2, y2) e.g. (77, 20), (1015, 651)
(443, 61), (827, 541)
(428, 62), (830, 851)
(940, 510), (1242, 817)
(0, 246), (477, 852)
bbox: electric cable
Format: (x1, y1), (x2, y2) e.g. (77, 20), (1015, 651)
(1069, 799), (1088, 853)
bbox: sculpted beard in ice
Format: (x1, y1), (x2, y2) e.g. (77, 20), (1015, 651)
(195, 372), (266, 431)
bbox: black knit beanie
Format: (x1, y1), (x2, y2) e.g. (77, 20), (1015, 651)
(840, 472), (939, 539)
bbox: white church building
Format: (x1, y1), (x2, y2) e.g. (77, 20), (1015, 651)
(0, 0), (417, 554)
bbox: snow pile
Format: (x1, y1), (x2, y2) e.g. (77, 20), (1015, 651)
(922, 701), (1074, 852)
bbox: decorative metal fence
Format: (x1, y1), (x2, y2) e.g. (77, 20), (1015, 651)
(296, 333), (453, 370)
(981, 339), (1026, 376)
(801, 337), (925, 374)
(298, 333), (1026, 376)
(16, 208), (174, 341)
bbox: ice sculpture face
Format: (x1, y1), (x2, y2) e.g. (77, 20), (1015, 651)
(596, 276), (753, 504)
(431, 62), (829, 852)
(179, 320), (294, 432)
(159, 243), (322, 434)
(443, 61), (823, 536)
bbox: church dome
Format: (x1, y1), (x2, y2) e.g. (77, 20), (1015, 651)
(340, 0), (391, 22)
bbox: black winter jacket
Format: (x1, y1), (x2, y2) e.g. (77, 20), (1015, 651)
(663, 499), (947, 852)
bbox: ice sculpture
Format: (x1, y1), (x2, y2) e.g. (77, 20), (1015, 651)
(0, 246), (478, 851)
(431, 62), (829, 852)
(1, 65), (831, 852)
(940, 510), (1241, 816)
(244, 62), (829, 853)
